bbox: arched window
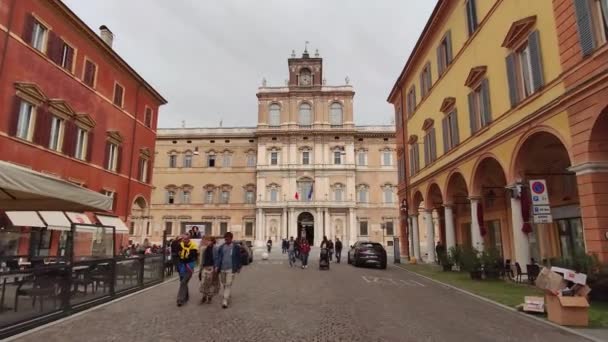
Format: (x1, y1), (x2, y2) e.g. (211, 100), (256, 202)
(299, 103), (312, 127)
(330, 102), (343, 127)
(269, 104), (281, 127)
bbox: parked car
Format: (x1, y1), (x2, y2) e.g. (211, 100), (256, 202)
(234, 240), (253, 265)
(347, 241), (387, 269)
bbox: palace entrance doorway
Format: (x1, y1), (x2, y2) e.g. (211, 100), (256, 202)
(297, 212), (314, 245)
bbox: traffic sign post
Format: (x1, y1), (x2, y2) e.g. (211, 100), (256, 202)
(529, 179), (553, 223)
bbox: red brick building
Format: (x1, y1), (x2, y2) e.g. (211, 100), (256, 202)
(0, 0), (166, 227)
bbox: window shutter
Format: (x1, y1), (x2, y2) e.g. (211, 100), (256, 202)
(437, 45), (445, 76)
(573, 0), (596, 56)
(47, 31), (63, 65)
(65, 46), (74, 72)
(22, 14), (35, 43)
(86, 131), (94, 162)
(420, 73), (426, 98)
(147, 157), (153, 184)
(468, 92), (478, 135)
(412, 87), (417, 111)
(116, 145), (123, 173)
(61, 121), (76, 155)
(528, 30), (545, 91)
(445, 31), (453, 64)
(426, 63), (432, 92)
(431, 128), (437, 161)
(481, 78), (492, 126)
(137, 158), (143, 181)
(112, 193), (118, 213)
(9, 97), (21, 136)
(103, 142), (110, 169)
(424, 136), (430, 166)
(33, 106), (51, 146)
(505, 53), (518, 107)
(451, 110), (460, 145)
(414, 144), (419, 172)
(442, 117), (449, 153)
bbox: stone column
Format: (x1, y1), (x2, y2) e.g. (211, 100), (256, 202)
(282, 208), (287, 240)
(323, 209), (328, 239)
(510, 196), (531, 266)
(315, 207), (322, 246)
(444, 205), (456, 252)
(424, 210), (435, 263)
(289, 208), (296, 239)
(470, 198), (484, 251)
(348, 208), (356, 246)
(410, 215), (421, 260)
(255, 209), (262, 246)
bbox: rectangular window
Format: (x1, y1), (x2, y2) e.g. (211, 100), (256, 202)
(74, 127), (87, 160)
(220, 222), (228, 236)
(139, 158), (148, 182)
(335, 188), (343, 201)
(384, 188), (394, 204)
(220, 191), (230, 204)
(31, 20), (47, 52)
(49, 116), (63, 151)
(169, 155), (177, 168)
(245, 191), (255, 204)
(466, 0), (478, 36)
(245, 222), (254, 237)
(468, 78), (492, 135)
(437, 31), (452, 76)
(102, 190), (115, 210)
(113, 83), (124, 107)
(60, 43), (75, 72)
(359, 221), (369, 236)
(420, 63), (432, 98)
(83, 59), (97, 87)
(223, 153), (231, 167)
(406, 86), (417, 117)
(246, 154), (256, 167)
(423, 128), (437, 166)
(182, 191), (191, 204)
(205, 190), (214, 204)
(183, 154), (192, 168)
(270, 189), (278, 202)
(107, 143), (119, 171)
(358, 189), (368, 203)
(16, 101), (35, 140)
(443, 110), (460, 153)
(144, 108), (153, 128)
(270, 152), (278, 165)
(382, 151), (392, 166)
(165, 221), (173, 235)
(409, 144), (420, 176)
(334, 151), (342, 165)
(357, 151), (367, 166)
(208, 154), (216, 167)
(167, 191), (175, 204)
(302, 151), (310, 165)
(506, 31), (544, 107)
(385, 222), (394, 236)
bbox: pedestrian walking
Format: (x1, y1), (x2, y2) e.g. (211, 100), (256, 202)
(320, 236), (329, 249)
(215, 232), (242, 309)
(170, 236), (182, 273)
(287, 236), (296, 267)
(198, 237), (219, 304)
(294, 238), (301, 259)
(335, 238), (343, 263)
(327, 239), (334, 262)
(300, 239), (311, 269)
(282, 239), (288, 254)
(435, 241), (445, 265)
(176, 234), (198, 307)
(266, 239), (273, 253)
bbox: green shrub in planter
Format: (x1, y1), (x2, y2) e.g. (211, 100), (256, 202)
(448, 245), (463, 269)
(481, 248), (502, 279)
(461, 245), (482, 279)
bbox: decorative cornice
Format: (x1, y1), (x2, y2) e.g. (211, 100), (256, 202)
(14, 82), (47, 105)
(75, 113), (95, 129)
(422, 118), (434, 131)
(502, 16), (536, 48)
(464, 66), (487, 88)
(106, 131), (124, 144)
(568, 162), (608, 175)
(439, 97), (456, 113)
(48, 99), (76, 119)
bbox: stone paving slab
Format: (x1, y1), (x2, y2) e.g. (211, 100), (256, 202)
(13, 253), (588, 342)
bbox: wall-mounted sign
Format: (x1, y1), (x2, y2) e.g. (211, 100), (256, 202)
(532, 205), (551, 215)
(530, 180), (549, 205)
(533, 214), (553, 224)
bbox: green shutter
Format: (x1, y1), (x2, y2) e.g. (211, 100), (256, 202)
(442, 117), (449, 153)
(481, 78), (492, 126)
(573, 0), (596, 56)
(505, 53), (518, 107)
(468, 92), (478, 135)
(528, 30), (544, 91)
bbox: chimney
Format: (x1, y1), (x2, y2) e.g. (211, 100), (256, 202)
(99, 25), (114, 47)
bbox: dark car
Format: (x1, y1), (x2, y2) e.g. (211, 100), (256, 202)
(347, 241), (387, 269)
(235, 241), (253, 265)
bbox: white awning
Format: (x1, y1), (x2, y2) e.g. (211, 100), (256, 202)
(5, 211), (46, 228)
(38, 211), (71, 231)
(65, 212), (92, 225)
(0, 161), (112, 211)
(95, 215), (129, 233)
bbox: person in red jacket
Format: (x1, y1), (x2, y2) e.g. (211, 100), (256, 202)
(300, 238), (311, 269)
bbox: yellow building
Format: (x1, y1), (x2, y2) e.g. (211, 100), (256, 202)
(387, 0), (599, 266)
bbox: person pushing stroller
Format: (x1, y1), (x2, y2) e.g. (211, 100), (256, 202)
(319, 236), (330, 270)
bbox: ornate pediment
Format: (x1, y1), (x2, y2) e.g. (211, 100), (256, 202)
(439, 97), (456, 113)
(464, 66), (488, 88)
(408, 135), (418, 145)
(502, 16), (537, 48)
(48, 99), (76, 119)
(106, 131), (124, 144)
(421, 118), (434, 131)
(75, 113), (96, 129)
(140, 147), (151, 158)
(14, 82), (47, 105)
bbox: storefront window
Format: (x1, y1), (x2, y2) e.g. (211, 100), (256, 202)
(528, 225), (541, 264)
(486, 220), (502, 256)
(556, 218), (585, 260)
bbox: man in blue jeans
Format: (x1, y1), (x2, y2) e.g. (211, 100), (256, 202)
(176, 234), (198, 307)
(215, 232), (242, 309)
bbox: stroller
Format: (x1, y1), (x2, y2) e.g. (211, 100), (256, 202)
(319, 248), (330, 270)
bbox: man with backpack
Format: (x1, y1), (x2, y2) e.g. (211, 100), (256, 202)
(335, 238), (343, 263)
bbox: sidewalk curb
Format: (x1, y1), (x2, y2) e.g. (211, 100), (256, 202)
(393, 264), (603, 342)
(5, 276), (180, 342)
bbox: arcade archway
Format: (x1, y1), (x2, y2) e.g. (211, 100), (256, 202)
(297, 212), (314, 245)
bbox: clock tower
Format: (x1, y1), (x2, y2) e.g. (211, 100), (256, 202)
(287, 47), (323, 88)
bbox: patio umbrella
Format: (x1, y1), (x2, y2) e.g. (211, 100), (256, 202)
(477, 201), (487, 237)
(521, 187), (533, 234)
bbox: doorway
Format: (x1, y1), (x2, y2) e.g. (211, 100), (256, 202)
(297, 212), (314, 245)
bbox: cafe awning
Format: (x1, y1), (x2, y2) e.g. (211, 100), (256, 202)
(38, 211), (71, 231)
(96, 215), (129, 233)
(0, 161), (112, 211)
(5, 211), (46, 228)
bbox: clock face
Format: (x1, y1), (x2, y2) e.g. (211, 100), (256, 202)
(300, 74), (311, 86)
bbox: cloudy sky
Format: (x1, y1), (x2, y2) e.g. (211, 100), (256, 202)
(64, 0), (437, 128)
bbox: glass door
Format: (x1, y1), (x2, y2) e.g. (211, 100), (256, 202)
(556, 218), (585, 259)
(486, 220), (503, 256)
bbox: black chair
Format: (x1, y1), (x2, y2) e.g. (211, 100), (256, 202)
(14, 272), (58, 312)
(72, 267), (95, 295)
(30, 258), (45, 268)
(527, 264), (540, 284)
(515, 262), (527, 283)
(90, 264), (111, 293)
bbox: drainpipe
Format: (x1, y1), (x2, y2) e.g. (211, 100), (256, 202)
(0, 0), (18, 82)
(124, 84), (143, 237)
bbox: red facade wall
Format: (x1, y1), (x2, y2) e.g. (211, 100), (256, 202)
(0, 0), (165, 221)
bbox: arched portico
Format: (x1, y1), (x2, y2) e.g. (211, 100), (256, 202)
(444, 171), (470, 252)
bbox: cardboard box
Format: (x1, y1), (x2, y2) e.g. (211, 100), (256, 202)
(545, 294), (589, 327)
(523, 296), (545, 313)
(536, 267), (568, 292)
(550, 266), (587, 285)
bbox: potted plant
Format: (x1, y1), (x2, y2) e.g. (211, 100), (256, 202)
(461, 246), (482, 280)
(481, 248), (501, 279)
(438, 251), (452, 271)
(448, 245), (463, 271)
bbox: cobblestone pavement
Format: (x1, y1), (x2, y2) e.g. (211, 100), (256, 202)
(14, 249), (587, 342)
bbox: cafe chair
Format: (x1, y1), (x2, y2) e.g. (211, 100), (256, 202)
(526, 264), (540, 285)
(515, 262), (527, 284)
(91, 264), (111, 293)
(72, 267), (95, 295)
(14, 272), (58, 312)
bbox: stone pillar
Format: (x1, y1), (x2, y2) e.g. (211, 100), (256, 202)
(410, 214), (421, 260)
(282, 208), (287, 240)
(444, 205), (456, 252)
(323, 209), (328, 239)
(424, 210), (435, 263)
(255, 209), (262, 246)
(315, 207), (322, 246)
(510, 196), (531, 266)
(289, 208), (296, 239)
(470, 198), (484, 251)
(348, 208), (356, 246)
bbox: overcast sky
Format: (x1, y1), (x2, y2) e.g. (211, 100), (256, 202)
(63, 0), (437, 128)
